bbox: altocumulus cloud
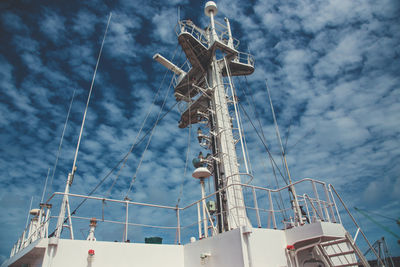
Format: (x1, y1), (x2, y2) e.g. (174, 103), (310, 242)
(0, 0), (399, 263)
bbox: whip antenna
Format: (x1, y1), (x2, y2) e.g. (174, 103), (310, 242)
(71, 12), (112, 177)
(54, 12), (112, 238)
(265, 79), (303, 225)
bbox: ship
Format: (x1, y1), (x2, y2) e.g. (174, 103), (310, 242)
(1, 2), (386, 267)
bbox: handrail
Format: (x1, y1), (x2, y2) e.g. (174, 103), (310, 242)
(11, 215), (50, 257)
(47, 192), (178, 210)
(175, 20), (240, 49)
(329, 184), (385, 266)
(12, 177), (342, 254)
(70, 215), (178, 230)
(43, 177), (335, 221)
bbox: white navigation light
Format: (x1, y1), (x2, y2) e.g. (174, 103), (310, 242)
(205, 1), (218, 16)
(192, 167), (211, 179)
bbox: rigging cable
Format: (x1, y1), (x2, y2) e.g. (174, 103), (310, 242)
(69, 24), (217, 219)
(239, 75), (288, 219)
(53, 12), (112, 238)
(237, 101), (287, 183)
(124, 74), (175, 198)
(106, 44), (180, 197)
(62, 47), (181, 219)
(175, 72), (193, 244)
(283, 122), (291, 154)
(176, 74), (193, 206)
(237, 77), (288, 184)
(264, 80), (290, 184)
(69, 101), (178, 217)
(237, 101), (292, 224)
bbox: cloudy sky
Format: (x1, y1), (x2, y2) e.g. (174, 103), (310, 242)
(0, 0), (399, 262)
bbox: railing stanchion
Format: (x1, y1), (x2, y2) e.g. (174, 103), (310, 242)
(176, 207), (181, 245)
(123, 200), (129, 242)
(252, 187), (261, 228)
(312, 181), (324, 221)
(330, 185), (384, 266)
(329, 185), (342, 224)
(268, 190), (276, 229)
(323, 184), (334, 222)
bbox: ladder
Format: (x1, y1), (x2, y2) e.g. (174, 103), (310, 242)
(316, 232), (370, 267)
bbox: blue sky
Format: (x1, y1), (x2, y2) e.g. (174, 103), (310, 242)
(0, 0), (399, 262)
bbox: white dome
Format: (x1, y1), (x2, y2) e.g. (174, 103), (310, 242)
(192, 167), (211, 179)
(205, 1), (218, 17)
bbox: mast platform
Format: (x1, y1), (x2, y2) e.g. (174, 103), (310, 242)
(173, 21), (254, 103)
(179, 93), (211, 129)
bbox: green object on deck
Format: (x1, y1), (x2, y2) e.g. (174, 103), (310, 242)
(207, 200), (216, 214)
(145, 237), (163, 244)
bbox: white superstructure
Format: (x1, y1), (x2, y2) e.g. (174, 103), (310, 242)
(1, 2), (384, 267)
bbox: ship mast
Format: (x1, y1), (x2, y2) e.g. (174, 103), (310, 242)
(205, 3), (248, 229)
(155, 1), (254, 231)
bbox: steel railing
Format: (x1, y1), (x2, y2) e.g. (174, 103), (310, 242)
(11, 176), (381, 265)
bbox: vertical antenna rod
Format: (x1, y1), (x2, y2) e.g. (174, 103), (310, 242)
(71, 12), (112, 177)
(48, 89), (76, 196)
(40, 168), (51, 203)
(265, 80), (303, 225)
(25, 196), (34, 229)
(55, 13), (112, 238)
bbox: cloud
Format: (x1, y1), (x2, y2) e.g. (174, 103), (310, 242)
(152, 8), (178, 44)
(0, 0), (400, 260)
(39, 10), (66, 43)
(106, 12), (141, 60)
(72, 10), (99, 37)
(1, 12), (28, 33)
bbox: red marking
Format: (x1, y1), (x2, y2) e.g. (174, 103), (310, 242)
(286, 245), (295, 250)
(88, 249), (95, 256)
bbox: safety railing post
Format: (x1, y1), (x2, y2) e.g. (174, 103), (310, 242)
(323, 184), (334, 222)
(329, 185), (342, 224)
(252, 187), (261, 228)
(330, 185), (385, 266)
(176, 207), (181, 245)
(268, 190), (277, 229)
(123, 200), (129, 242)
(311, 181), (324, 221)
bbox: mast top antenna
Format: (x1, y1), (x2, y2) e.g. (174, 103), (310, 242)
(205, 1), (218, 16)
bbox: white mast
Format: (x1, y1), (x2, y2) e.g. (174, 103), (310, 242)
(205, 2), (248, 229)
(155, 1), (255, 230)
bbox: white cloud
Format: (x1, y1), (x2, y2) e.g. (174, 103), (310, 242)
(152, 8), (178, 44)
(40, 10), (66, 43)
(0, 0), (400, 259)
(72, 10), (99, 37)
(1, 12), (28, 33)
(106, 12), (141, 60)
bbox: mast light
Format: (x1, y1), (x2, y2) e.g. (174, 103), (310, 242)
(205, 1), (218, 16)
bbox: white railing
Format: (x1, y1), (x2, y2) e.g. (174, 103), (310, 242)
(175, 20), (209, 47)
(10, 204), (51, 257)
(329, 185), (385, 266)
(175, 20), (240, 49)
(12, 177), (382, 263)
(233, 51), (255, 68)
